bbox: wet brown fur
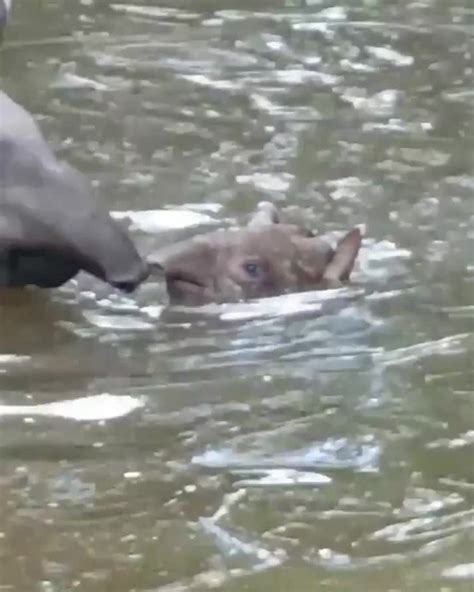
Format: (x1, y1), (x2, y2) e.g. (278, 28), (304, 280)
(151, 202), (362, 305)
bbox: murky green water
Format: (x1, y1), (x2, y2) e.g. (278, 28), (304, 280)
(1, 1), (473, 590)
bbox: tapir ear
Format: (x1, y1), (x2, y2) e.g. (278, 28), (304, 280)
(323, 228), (362, 282)
(247, 201), (281, 228)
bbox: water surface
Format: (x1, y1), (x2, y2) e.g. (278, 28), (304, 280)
(1, 1), (473, 590)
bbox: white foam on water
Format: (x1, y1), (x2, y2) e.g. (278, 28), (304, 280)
(0, 393), (145, 421)
(112, 209), (216, 232)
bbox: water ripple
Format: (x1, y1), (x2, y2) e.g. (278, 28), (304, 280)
(1, 0), (472, 590)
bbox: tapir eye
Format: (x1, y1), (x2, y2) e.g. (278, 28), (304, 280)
(243, 261), (261, 278)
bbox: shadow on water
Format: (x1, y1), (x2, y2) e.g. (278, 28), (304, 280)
(1, 0), (473, 590)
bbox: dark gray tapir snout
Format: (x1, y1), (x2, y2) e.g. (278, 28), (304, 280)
(0, 90), (149, 291)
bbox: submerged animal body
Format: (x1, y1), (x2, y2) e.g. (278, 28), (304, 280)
(0, 0), (11, 44)
(0, 0), (10, 31)
(151, 203), (362, 306)
(0, 90), (149, 291)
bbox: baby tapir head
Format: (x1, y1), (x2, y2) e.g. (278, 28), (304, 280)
(151, 202), (362, 306)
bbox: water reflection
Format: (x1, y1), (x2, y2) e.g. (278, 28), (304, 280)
(1, 0), (473, 590)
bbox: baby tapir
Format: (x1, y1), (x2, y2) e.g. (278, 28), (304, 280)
(0, 90), (149, 291)
(150, 202), (362, 306)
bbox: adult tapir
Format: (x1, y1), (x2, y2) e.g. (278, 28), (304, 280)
(150, 202), (362, 306)
(0, 90), (149, 291)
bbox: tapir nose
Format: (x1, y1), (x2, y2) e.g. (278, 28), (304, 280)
(110, 261), (151, 292)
